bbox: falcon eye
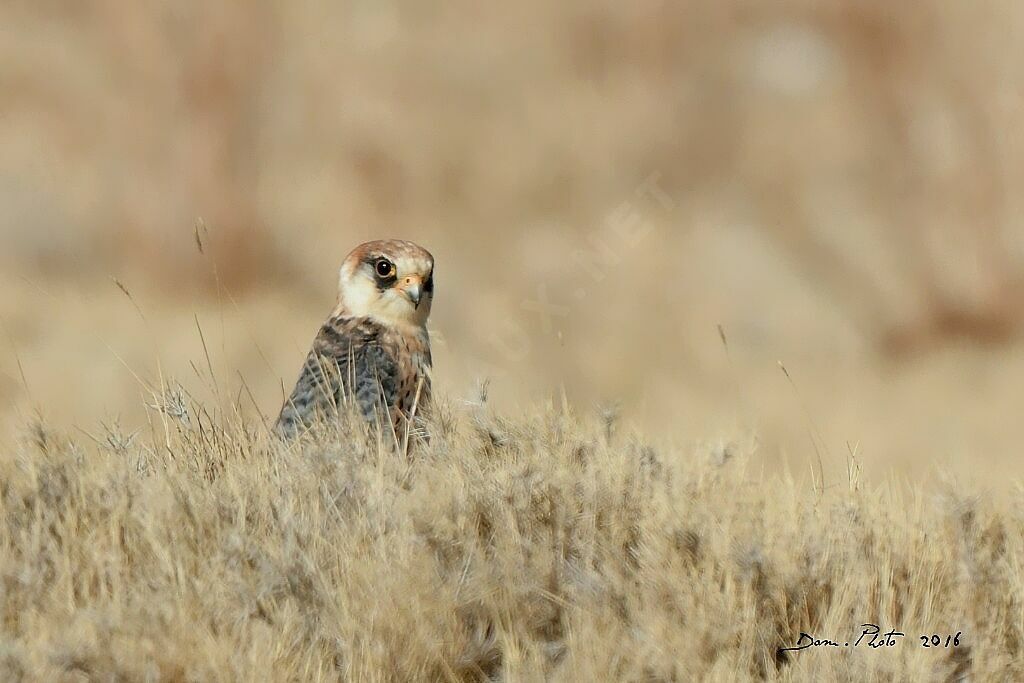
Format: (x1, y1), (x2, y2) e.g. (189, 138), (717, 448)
(374, 259), (395, 278)
(424, 274), (434, 293)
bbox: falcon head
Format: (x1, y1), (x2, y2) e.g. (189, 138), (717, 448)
(336, 240), (435, 327)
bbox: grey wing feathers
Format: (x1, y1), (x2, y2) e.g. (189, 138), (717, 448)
(274, 316), (398, 438)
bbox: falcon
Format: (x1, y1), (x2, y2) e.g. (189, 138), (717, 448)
(275, 240), (434, 440)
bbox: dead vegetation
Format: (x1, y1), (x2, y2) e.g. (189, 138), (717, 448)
(2, 6), (1024, 676)
(0, 395), (1019, 681)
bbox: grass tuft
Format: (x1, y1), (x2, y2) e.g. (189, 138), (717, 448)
(0, 401), (1020, 680)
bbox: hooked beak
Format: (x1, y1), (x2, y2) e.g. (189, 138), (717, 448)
(399, 276), (424, 308)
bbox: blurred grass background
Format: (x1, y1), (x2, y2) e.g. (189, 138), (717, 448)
(2, 0), (1024, 489)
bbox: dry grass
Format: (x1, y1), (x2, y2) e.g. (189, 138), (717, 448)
(0, 389), (1019, 682)
(3, 4), (1024, 678)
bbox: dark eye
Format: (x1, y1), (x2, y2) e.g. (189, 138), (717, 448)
(424, 273), (434, 293)
(375, 259), (395, 278)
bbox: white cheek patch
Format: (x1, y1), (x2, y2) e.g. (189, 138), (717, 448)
(377, 291), (410, 318)
(338, 275), (379, 317)
(337, 253), (433, 328)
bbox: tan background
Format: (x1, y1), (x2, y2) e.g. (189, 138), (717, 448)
(2, 1), (1024, 489)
